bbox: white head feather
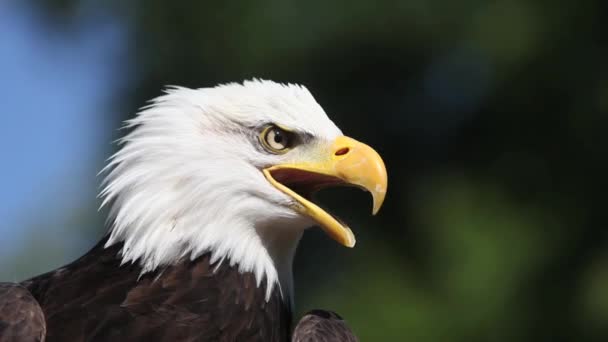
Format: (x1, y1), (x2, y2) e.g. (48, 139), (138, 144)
(99, 79), (342, 300)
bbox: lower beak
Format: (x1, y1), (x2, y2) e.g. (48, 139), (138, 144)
(263, 136), (387, 247)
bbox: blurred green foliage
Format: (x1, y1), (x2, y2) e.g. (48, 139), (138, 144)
(5, 0), (608, 340)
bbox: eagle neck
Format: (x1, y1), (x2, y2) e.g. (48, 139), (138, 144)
(255, 224), (303, 308)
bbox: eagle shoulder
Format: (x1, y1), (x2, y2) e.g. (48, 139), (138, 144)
(0, 282), (46, 342)
(292, 309), (358, 342)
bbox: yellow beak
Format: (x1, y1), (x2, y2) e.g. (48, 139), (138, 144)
(263, 136), (387, 247)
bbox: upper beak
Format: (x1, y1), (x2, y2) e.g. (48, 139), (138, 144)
(263, 136), (387, 247)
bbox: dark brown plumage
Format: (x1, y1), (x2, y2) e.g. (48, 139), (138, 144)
(5, 237), (290, 341)
(0, 237), (356, 341)
(292, 310), (358, 342)
(0, 283), (46, 342)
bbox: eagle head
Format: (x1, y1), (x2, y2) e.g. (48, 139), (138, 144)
(100, 80), (387, 299)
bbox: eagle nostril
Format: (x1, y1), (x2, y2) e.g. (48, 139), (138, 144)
(335, 147), (349, 156)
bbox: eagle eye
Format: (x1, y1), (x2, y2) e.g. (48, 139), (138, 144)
(260, 125), (292, 153)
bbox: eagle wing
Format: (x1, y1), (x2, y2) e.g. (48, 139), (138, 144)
(0, 283), (46, 342)
(292, 309), (358, 342)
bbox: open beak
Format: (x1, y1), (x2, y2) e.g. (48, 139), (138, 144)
(263, 136), (387, 247)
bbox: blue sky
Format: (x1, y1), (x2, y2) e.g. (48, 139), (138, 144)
(0, 3), (127, 257)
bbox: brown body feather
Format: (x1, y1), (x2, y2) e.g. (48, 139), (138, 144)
(1, 237), (357, 341)
(13, 237), (289, 342)
(0, 283), (46, 342)
(292, 310), (358, 342)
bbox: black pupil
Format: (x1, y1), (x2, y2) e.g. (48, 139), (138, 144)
(273, 129), (283, 144)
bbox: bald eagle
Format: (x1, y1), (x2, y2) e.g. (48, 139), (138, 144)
(0, 80), (387, 342)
